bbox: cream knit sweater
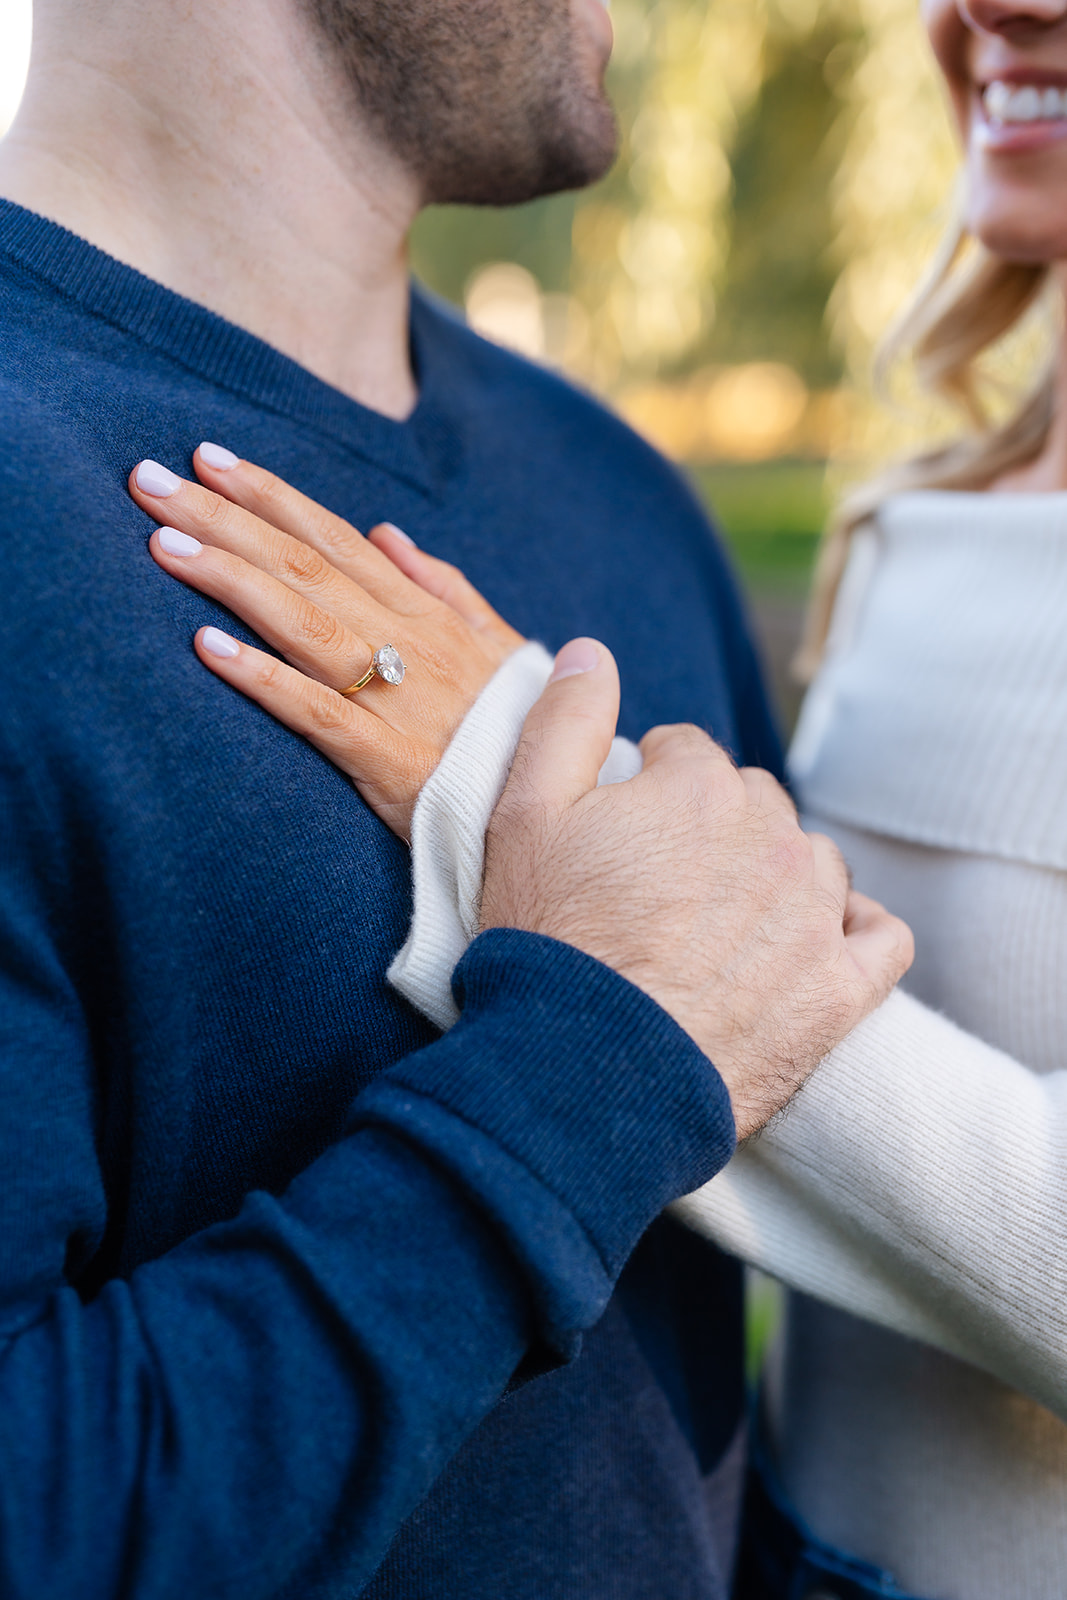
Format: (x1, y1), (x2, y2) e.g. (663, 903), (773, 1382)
(390, 490), (1067, 1599)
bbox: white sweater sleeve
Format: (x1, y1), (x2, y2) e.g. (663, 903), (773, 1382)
(672, 987), (1067, 1418)
(388, 646), (1067, 1419)
(388, 642), (642, 1030)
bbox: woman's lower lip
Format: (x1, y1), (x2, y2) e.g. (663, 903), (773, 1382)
(975, 117), (1067, 154)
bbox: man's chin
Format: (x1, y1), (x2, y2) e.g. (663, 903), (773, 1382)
(426, 105), (618, 207)
(535, 106), (619, 197)
(318, 0), (620, 210)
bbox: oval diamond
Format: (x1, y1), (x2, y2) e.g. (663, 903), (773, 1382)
(374, 644), (406, 685)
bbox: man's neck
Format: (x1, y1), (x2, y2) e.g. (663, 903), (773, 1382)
(0, 0), (421, 419)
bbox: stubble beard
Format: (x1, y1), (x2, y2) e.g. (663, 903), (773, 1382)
(304, 0), (618, 205)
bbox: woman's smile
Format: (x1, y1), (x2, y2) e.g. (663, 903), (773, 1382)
(925, 0), (1067, 258)
(978, 74), (1067, 149)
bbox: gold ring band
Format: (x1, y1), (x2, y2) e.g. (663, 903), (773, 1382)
(340, 664), (378, 696)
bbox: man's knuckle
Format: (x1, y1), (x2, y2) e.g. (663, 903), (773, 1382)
(674, 722), (717, 760)
(774, 826), (813, 880)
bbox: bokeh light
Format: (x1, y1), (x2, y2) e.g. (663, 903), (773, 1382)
(417, 0), (961, 721)
(429, 0), (959, 480)
(0, 0), (963, 720)
(0, 0), (959, 469)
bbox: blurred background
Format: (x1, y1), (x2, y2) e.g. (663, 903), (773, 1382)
(0, 0), (959, 728)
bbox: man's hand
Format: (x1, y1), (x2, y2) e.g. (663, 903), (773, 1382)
(480, 639), (914, 1140)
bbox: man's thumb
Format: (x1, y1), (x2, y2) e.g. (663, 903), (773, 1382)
(504, 639), (621, 812)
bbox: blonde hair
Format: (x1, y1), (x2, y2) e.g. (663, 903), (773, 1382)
(795, 216), (1054, 681)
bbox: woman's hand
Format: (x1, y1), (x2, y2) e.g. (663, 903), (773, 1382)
(131, 446), (525, 838)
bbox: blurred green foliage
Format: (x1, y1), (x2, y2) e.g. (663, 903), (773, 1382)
(410, 5), (846, 600)
(692, 460), (826, 593)
(412, 194), (576, 305)
(409, 0), (651, 312)
(412, 8), (853, 389)
(708, 22), (858, 387)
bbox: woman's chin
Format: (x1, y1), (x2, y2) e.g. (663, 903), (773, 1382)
(968, 203), (1067, 266)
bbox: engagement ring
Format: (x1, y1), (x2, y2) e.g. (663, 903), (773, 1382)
(341, 644), (406, 696)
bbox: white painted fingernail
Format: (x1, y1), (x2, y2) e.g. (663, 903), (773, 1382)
(201, 627), (240, 659)
(136, 459), (182, 497)
(199, 441), (239, 470)
(158, 527), (202, 557)
(381, 522), (416, 547)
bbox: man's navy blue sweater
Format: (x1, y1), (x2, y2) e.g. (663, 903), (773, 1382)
(0, 200), (783, 1600)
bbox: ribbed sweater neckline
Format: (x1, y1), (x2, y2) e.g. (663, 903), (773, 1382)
(0, 197), (461, 496)
(884, 487), (1067, 519)
(791, 488), (1067, 869)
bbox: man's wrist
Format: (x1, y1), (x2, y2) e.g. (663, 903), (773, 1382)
(354, 928), (736, 1350)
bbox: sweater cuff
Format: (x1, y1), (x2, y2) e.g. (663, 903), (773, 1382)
(361, 929), (735, 1354)
(388, 641), (643, 1031)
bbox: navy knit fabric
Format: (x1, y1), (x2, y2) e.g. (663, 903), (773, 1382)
(0, 199), (782, 1599)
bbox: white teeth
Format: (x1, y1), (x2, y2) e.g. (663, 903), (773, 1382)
(984, 79), (1067, 124)
(985, 81), (1013, 119)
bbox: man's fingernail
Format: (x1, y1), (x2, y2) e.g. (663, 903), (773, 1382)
(381, 522), (416, 547)
(136, 460), (182, 497)
(198, 441), (239, 470)
(550, 639), (600, 682)
(157, 527), (202, 557)
(201, 627), (240, 659)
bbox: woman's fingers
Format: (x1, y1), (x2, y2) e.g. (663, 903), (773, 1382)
(131, 458), (414, 616)
(194, 446), (521, 642)
(134, 456), (524, 652)
(136, 453), (530, 841)
(368, 523), (524, 648)
(189, 447), (424, 610)
(842, 889), (915, 993)
(150, 527), (378, 693)
(193, 625), (429, 836)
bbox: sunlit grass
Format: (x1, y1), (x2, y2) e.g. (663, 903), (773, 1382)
(691, 459), (827, 594)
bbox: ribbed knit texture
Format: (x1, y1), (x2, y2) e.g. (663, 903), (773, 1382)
(692, 493), (1067, 1600)
(390, 638), (643, 1030)
(411, 489), (1067, 1598)
(389, 642), (556, 1029)
(0, 198), (778, 1600)
(791, 491), (1067, 866)
(371, 930), (734, 1351)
